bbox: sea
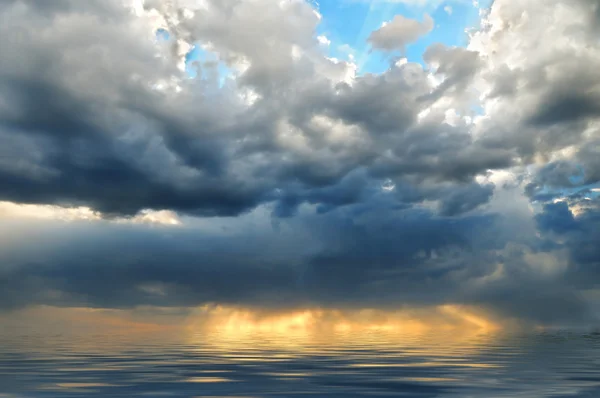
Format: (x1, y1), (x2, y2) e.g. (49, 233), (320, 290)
(0, 328), (599, 397)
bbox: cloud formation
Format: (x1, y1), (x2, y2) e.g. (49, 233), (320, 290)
(0, 0), (599, 328)
(0, 0), (497, 217)
(368, 14), (434, 52)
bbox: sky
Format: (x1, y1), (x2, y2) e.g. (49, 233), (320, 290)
(0, 0), (599, 332)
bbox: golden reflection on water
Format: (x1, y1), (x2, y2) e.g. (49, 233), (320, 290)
(1, 307), (599, 398)
(38, 383), (121, 393)
(183, 377), (235, 383)
(193, 328), (499, 359)
(184, 304), (503, 367)
(349, 362), (501, 368)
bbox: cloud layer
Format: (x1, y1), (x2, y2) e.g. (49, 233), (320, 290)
(0, 0), (599, 328)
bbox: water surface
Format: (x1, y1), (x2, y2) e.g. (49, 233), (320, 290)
(1, 328), (599, 397)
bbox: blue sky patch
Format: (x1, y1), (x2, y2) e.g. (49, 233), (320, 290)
(315, 0), (492, 74)
(174, 1), (494, 83)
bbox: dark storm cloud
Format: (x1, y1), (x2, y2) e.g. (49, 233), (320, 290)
(0, 0), (501, 218)
(421, 44), (481, 103)
(535, 202), (579, 234)
(0, 207), (498, 310)
(1, 198), (598, 326)
(0, 0), (254, 215)
(528, 91), (600, 127)
(577, 139), (600, 185)
(0, 0), (599, 328)
(438, 183), (494, 216)
(524, 161), (586, 200)
(532, 198), (600, 297)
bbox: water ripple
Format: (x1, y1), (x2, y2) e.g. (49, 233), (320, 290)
(0, 330), (599, 397)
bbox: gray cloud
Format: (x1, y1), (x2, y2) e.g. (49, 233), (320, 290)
(0, 0), (599, 327)
(0, 0), (496, 218)
(0, 196), (598, 326)
(368, 14), (434, 52)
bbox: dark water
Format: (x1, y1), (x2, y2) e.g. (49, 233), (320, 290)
(0, 329), (599, 397)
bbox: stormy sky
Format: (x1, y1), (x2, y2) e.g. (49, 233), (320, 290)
(0, 0), (599, 328)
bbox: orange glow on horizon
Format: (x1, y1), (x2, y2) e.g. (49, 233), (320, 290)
(182, 305), (507, 359)
(1, 306), (181, 334)
(185, 304), (502, 337)
(2, 304), (505, 342)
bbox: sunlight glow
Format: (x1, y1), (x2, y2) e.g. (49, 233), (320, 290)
(0, 201), (181, 226)
(183, 305), (505, 361)
(186, 304), (502, 338)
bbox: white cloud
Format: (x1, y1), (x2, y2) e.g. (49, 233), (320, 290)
(317, 34), (331, 46)
(0, 202), (181, 226)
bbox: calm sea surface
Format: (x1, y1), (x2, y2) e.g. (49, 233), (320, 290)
(0, 328), (599, 397)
